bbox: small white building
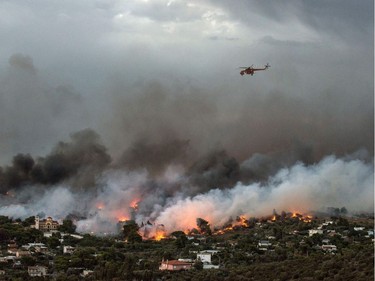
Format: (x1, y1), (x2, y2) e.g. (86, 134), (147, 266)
(22, 243), (46, 250)
(309, 229), (324, 236)
(258, 240), (272, 247)
(197, 253), (211, 264)
(353, 227), (365, 231)
(321, 245), (337, 252)
(203, 264), (220, 269)
(196, 251), (220, 269)
(81, 270), (94, 277)
(28, 266), (47, 277)
(63, 246), (75, 254)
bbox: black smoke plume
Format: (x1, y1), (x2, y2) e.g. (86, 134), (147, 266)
(0, 129), (111, 193)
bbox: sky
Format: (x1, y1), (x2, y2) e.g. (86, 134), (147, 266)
(0, 0), (373, 163)
(0, 0), (373, 233)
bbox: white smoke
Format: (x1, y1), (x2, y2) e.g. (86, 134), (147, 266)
(155, 156), (374, 232)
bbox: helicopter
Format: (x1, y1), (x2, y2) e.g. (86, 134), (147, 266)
(239, 63), (270, 76)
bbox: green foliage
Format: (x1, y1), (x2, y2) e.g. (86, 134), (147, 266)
(194, 260), (203, 270)
(0, 216), (12, 225)
(21, 216), (35, 227)
(123, 220), (142, 243)
(47, 235), (61, 249)
(58, 219), (77, 234)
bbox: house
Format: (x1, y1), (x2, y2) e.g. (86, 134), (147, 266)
(197, 253), (211, 264)
(7, 240), (18, 254)
(196, 251), (220, 269)
(28, 265), (47, 277)
(16, 250), (31, 258)
(321, 245), (337, 252)
(178, 258), (194, 263)
(322, 239), (330, 245)
(63, 245), (75, 254)
(353, 227), (365, 231)
(159, 260), (192, 271)
(35, 245), (48, 253)
(22, 242), (46, 250)
(309, 229), (324, 236)
(203, 264), (220, 269)
(34, 216), (59, 232)
(81, 270), (94, 277)
(258, 240), (272, 248)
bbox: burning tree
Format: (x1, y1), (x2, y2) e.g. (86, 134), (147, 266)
(196, 218), (212, 235)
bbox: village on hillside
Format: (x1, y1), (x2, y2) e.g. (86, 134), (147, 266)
(0, 209), (373, 280)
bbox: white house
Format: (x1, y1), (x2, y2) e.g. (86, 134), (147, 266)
(354, 227), (365, 231)
(203, 264), (220, 269)
(28, 266), (47, 277)
(321, 245), (337, 252)
(63, 246), (75, 254)
(196, 251), (220, 269)
(197, 253), (211, 264)
(309, 229), (324, 236)
(258, 240), (272, 247)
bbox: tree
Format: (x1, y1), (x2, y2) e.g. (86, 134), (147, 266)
(58, 219), (76, 234)
(123, 220), (142, 243)
(196, 218), (212, 235)
(47, 236), (61, 249)
(194, 260), (203, 270)
(22, 216), (36, 227)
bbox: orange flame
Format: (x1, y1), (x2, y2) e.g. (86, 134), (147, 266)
(118, 216), (129, 222)
(154, 224), (167, 241)
(130, 199), (140, 210)
(155, 231), (166, 241)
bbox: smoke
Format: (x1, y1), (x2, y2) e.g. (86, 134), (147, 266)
(117, 138), (190, 176)
(0, 146), (373, 235)
(0, 129), (111, 193)
(0, 53), (373, 235)
(155, 155), (374, 232)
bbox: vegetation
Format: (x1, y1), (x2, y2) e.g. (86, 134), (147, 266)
(0, 214), (373, 280)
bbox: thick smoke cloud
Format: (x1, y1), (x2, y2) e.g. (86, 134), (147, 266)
(118, 138), (190, 176)
(0, 129), (111, 193)
(155, 156), (374, 233)
(0, 1), (373, 235)
(0, 132), (373, 234)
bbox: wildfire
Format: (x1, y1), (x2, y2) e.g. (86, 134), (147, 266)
(130, 199), (140, 210)
(118, 216), (129, 222)
(236, 215), (249, 227)
(153, 224), (167, 241)
(155, 231), (166, 241)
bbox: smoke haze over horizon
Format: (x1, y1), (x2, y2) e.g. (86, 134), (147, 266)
(0, 0), (373, 234)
